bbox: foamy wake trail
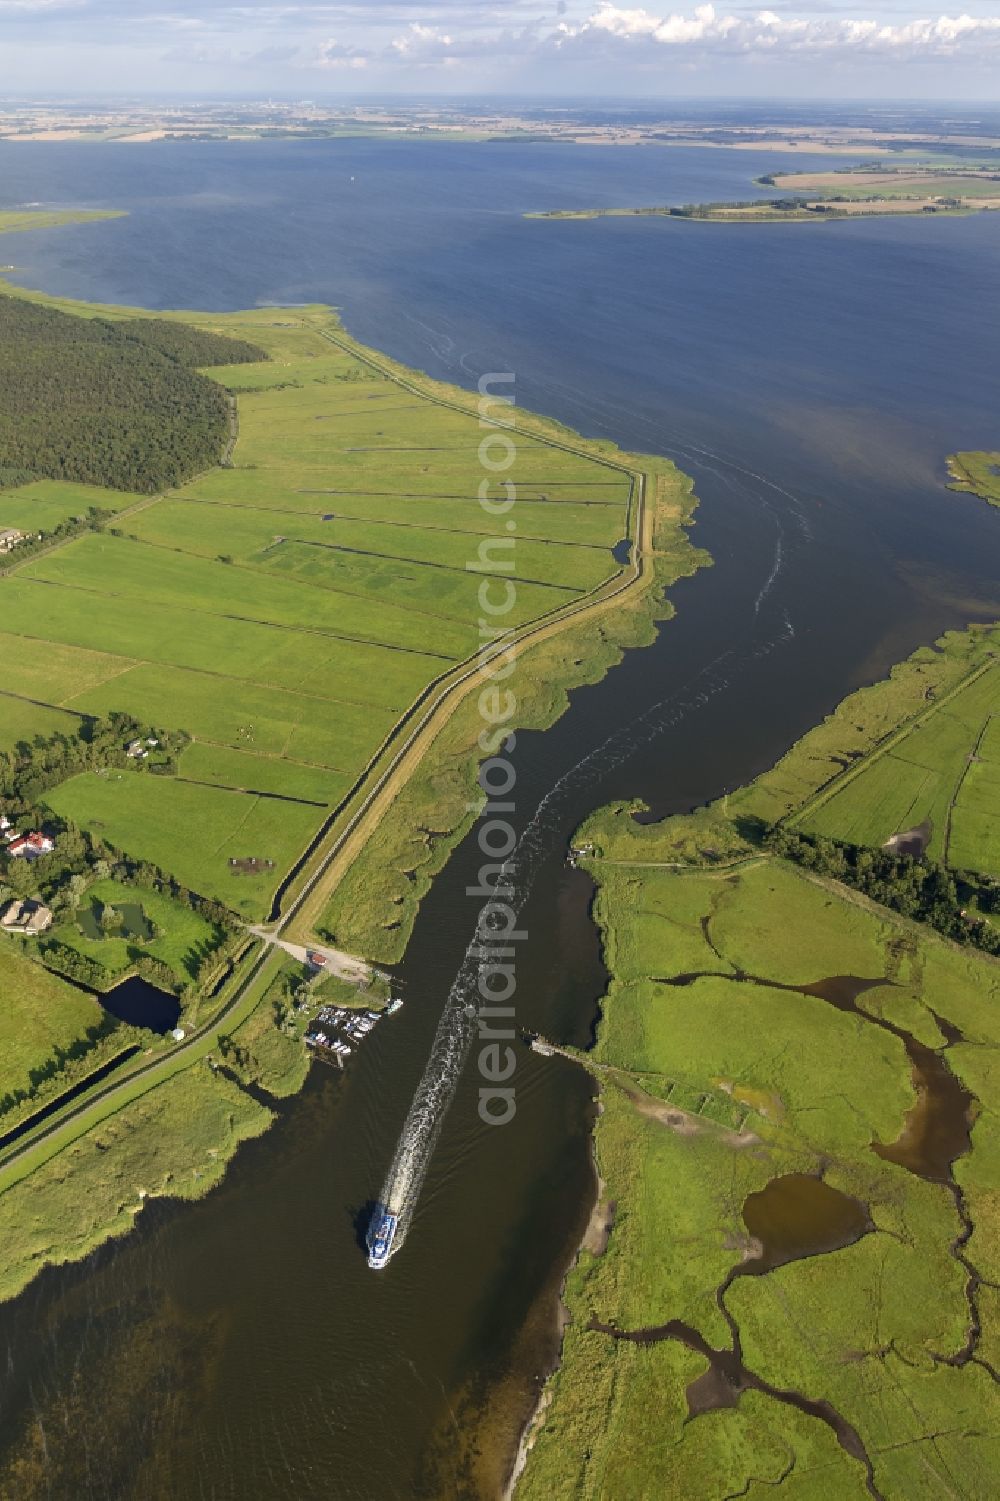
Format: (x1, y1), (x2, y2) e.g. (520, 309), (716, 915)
(754, 530), (784, 618)
(376, 610), (796, 1257)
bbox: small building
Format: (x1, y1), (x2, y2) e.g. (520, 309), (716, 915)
(126, 738), (148, 759)
(0, 528), (24, 555)
(6, 831), (55, 860)
(1, 898), (53, 934)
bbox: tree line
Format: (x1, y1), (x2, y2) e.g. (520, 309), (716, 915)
(0, 711), (189, 805)
(2, 716), (245, 998)
(0, 296), (265, 495)
(0, 506), (115, 574)
(764, 825), (1000, 956)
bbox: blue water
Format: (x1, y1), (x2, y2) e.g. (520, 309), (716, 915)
(5, 137), (999, 625)
(0, 138), (998, 1500)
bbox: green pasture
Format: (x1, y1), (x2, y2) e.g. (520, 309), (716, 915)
(0, 630), (132, 705)
(43, 772), (325, 919)
(50, 877), (223, 986)
(178, 477), (627, 545)
(522, 845), (1000, 1500)
(801, 660), (1000, 872)
(67, 661), (394, 774)
(177, 741), (347, 805)
(0, 578), (439, 712)
(0, 691), (82, 752)
(24, 533), (478, 657)
(123, 497), (614, 592)
(0, 478), (138, 530)
(794, 172), (1000, 201)
(0, 942), (108, 1105)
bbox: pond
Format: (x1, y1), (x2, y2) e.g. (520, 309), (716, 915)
(77, 899), (155, 944)
(97, 976), (181, 1035)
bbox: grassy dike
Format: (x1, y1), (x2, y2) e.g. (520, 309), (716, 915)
(307, 453), (704, 963)
(0, 273), (707, 1304)
(516, 620), (1000, 1499)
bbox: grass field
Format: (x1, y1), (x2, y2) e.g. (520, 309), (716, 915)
(0, 478), (140, 530)
(773, 167), (1000, 200)
(798, 656), (1000, 873)
(948, 449), (1000, 510)
(0, 294), (646, 919)
(519, 851), (1000, 1500)
(0, 209), (125, 238)
(49, 877), (224, 986)
(43, 772), (325, 919)
(0, 942), (109, 1107)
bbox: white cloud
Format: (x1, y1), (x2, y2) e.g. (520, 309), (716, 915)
(313, 35), (369, 65)
(5, 0), (1000, 84)
(391, 22), (454, 55)
(559, 0), (1000, 55)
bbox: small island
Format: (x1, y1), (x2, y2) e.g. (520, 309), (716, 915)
(527, 163), (1000, 224)
(949, 450), (1000, 509)
(0, 209), (125, 237)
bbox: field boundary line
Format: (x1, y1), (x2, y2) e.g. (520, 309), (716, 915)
(943, 712), (994, 866)
(0, 308), (685, 1187)
(786, 655), (998, 831)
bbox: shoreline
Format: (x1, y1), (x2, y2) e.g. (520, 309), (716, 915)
(0, 281), (707, 1309)
(526, 163), (1000, 226)
(514, 599), (1000, 1497)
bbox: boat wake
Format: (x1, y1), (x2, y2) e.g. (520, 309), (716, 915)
(373, 611), (796, 1262)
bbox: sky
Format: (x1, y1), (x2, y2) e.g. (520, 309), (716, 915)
(2, 0), (1000, 99)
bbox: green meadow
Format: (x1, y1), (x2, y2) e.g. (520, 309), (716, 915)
(0, 296), (638, 920)
(0, 478), (139, 531)
(176, 741), (347, 805)
(0, 942), (109, 1109)
(949, 449), (1000, 510)
(0, 209), (125, 238)
(43, 772), (323, 918)
(798, 656), (1000, 873)
(50, 877), (223, 986)
(520, 851), (1000, 1501)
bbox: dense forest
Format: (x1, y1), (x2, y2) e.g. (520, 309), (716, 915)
(113, 317), (264, 369)
(0, 297), (264, 494)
